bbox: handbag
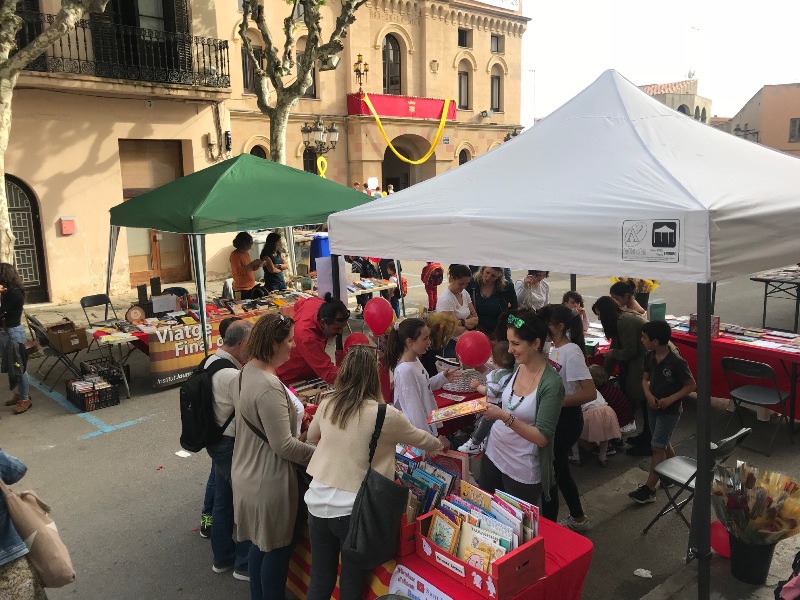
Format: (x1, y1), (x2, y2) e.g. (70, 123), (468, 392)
(342, 404), (409, 569)
(0, 479), (75, 587)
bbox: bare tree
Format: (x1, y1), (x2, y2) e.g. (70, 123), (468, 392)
(0, 0), (110, 262)
(240, 0), (367, 164)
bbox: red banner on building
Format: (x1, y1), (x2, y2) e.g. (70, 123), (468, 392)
(347, 93), (457, 120)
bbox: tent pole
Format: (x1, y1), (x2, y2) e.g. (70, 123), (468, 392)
(396, 259), (405, 317)
(284, 227), (298, 278)
(106, 226), (120, 297)
(570, 274), (577, 292)
(693, 283), (712, 600)
(331, 253), (343, 352)
(189, 235), (210, 357)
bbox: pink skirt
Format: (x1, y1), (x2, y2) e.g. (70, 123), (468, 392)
(581, 406), (621, 443)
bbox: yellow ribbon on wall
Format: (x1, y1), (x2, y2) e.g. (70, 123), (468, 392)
(316, 155), (328, 178)
(362, 93), (452, 165)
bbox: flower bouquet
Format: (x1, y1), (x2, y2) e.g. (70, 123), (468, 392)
(712, 461), (800, 545)
(422, 310), (457, 355)
(610, 277), (661, 294)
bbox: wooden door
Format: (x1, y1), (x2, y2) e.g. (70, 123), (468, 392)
(119, 140), (191, 287)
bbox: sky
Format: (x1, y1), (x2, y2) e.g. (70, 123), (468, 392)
(519, 0), (800, 126)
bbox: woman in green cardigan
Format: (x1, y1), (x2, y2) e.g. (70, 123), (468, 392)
(479, 309), (565, 507)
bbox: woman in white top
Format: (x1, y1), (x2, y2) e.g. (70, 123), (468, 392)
(515, 270), (550, 311)
(436, 264), (478, 357)
(386, 318), (456, 445)
(540, 304), (596, 532)
(305, 346), (442, 600)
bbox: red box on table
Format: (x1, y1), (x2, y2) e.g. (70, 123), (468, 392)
(398, 514), (416, 558)
(415, 512), (545, 600)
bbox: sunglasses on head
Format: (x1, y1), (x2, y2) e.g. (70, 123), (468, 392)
(508, 314), (525, 329)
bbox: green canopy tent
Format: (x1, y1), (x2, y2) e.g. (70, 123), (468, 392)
(107, 153), (370, 356)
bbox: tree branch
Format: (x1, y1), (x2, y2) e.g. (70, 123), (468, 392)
(0, 0), (110, 78)
(241, 0), (283, 93)
(279, 0), (300, 77)
(317, 0), (369, 56)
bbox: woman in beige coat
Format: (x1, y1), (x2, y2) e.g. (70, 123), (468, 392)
(231, 313), (315, 600)
(304, 345), (443, 600)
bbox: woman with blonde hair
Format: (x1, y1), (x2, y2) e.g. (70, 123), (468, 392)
(467, 266), (518, 337)
(304, 345), (443, 600)
(231, 313), (315, 600)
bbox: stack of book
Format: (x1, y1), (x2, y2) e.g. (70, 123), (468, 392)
(425, 481), (539, 574)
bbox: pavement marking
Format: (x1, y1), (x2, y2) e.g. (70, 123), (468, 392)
(29, 377), (155, 439)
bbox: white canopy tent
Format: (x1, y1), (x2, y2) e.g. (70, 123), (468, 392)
(329, 70), (800, 598)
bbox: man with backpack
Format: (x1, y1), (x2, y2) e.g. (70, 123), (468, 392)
(183, 319), (253, 581)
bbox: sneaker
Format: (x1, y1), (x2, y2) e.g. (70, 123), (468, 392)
(625, 445), (653, 457)
(559, 515), (590, 532)
(609, 438), (626, 448)
(457, 439), (485, 456)
(568, 455), (582, 467)
(212, 563), (233, 574)
(233, 568), (250, 582)
(200, 513), (212, 539)
(628, 485), (657, 504)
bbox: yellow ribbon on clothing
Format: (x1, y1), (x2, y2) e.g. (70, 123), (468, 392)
(316, 155), (328, 178)
(362, 93), (452, 165)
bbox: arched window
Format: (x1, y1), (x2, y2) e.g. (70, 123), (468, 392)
(701, 107), (707, 123)
(458, 59), (471, 109)
(694, 106), (700, 120)
(382, 35), (401, 95)
(250, 145), (267, 159)
(490, 64), (503, 112)
(303, 147), (317, 174)
(677, 104), (690, 115)
(458, 149), (470, 165)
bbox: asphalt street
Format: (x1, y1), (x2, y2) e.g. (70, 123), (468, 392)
(3, 266), (800, 599)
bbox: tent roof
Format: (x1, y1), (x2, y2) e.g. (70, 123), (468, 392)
(329, 70), (800, 283)
(110, 154), (370, 234)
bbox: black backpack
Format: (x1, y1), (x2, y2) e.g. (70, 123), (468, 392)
(179, 356), (236, 452)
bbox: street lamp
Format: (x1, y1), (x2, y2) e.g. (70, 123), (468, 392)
(353, 53), (368, 93)
(503, 127), (522, 142)
(733, 125), (759, 143)
(301, 116), (338, 155)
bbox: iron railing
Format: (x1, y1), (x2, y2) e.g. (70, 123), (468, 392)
(15, 11), (230, 88)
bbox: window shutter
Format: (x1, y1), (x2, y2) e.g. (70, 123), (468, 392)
(90, 4), (118, 76)
(164, 0), (193, 78)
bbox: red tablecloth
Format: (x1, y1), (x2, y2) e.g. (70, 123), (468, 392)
(434, 389), (483, 437)
(91, 329), (149, 355)
(670, 331), (800, 417)
(394, 517), (593, 600)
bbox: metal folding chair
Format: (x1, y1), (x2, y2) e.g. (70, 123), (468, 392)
(80, 294), (119, 327)
(26, 315), (82, 392)
(722, 357), (791, 455)
(643, 427), (750, 535)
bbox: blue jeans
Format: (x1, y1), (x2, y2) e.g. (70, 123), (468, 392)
(248, 543), (292, 600)
(207, 438), (250, 571)
(390, 296), (400, 318)
(202, 466), (215, 516)
(0, 326), (29, 400)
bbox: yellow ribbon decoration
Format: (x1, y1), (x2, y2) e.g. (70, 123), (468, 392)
(316, 155), (328, 178)
(362, 93), (452, 165)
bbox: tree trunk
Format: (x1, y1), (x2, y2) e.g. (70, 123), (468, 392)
(269, 97), (292, 164)
(0, 75), (18, 263)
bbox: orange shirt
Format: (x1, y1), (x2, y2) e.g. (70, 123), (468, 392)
(230, 250), (256, 291)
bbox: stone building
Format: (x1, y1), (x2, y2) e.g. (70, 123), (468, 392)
(8, 0), (527, 302)
(639, 79), (712, 124)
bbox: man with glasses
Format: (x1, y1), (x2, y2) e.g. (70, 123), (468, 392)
(276, 293), (350, 385)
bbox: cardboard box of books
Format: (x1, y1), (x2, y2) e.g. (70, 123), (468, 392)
(414, 481), (545, 600)
(45, 319), (88, 353)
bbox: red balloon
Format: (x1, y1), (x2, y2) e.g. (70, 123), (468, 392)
(344, 332), (370, 352)
(710, 520), (730, 558)
(363, 297), (395, 336)
(455, 331), (492, 368)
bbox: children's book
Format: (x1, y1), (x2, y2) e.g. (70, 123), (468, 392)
(463, 545), (490, 573)
(410, 470), (445, 511)
(428, 510), (461, 554)
(460, 481), (493, 511)
(430, 451), (470, 489)
(419, 460), (458, 497)
(428, 398), (487, 424)
(490, 499), (524, 539)
(395, 454), (417, 477)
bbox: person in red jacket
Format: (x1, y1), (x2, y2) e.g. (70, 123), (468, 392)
(276, 293), (350, 385)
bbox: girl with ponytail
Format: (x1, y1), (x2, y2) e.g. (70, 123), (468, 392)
(386, 318), (455, 446)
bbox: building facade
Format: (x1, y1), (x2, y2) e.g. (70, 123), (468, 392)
(9, 0), (527, 303)
(726, 84), (800, 156)
(639, 79), (712, 124)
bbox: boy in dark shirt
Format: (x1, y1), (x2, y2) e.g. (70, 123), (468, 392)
(629, 320), (697, 504)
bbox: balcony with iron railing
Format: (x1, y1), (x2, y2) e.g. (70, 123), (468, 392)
(15, 11), (230, 89)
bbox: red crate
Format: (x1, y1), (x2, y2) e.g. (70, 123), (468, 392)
(397, 514), (416, 558)
(415, 512), (545, 600)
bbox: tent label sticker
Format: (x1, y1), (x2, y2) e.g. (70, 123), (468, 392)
(622, 220), (680, 263)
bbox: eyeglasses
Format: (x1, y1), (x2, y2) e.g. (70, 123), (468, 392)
(508, 314), (525, 329)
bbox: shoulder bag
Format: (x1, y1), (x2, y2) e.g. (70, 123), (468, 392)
(0, 479), (75, 587)
(342, 403), (409, 569)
